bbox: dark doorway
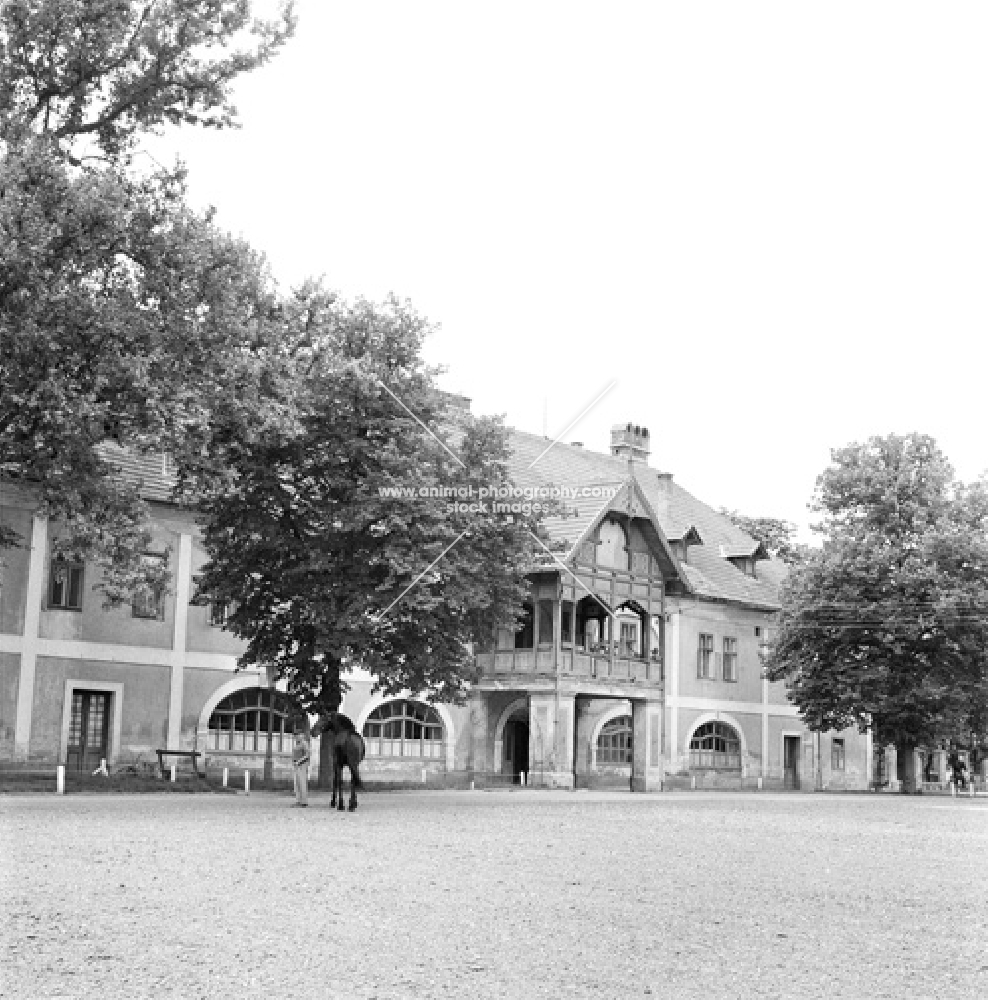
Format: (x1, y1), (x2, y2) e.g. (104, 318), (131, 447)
(503, 718), (530, 782)
(783, 735), (801, 790)
(66, 691), (110, 772)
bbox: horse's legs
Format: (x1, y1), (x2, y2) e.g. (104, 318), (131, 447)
(336, 754), (345, 812)
(329, 751), (337, 808)
(348, 746), (359, 811)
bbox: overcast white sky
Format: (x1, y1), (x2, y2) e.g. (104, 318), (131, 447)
(148, 1), (988, 540)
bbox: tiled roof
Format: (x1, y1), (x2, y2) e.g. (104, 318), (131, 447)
(92, 427), (785, 609)
(505, 429), (783, 610)
(96, 443), (177, 503)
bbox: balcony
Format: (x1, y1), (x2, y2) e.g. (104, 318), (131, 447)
(474, 646), (663, 696)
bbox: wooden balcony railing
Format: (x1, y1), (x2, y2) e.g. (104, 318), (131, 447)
(475, 648), (661, 686)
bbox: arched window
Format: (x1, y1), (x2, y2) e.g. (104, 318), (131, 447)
(597, 715), (632, 765)
(689, 722), (741, 770)
(207, 688), (305, 753)
(597, 520), (628, 570)
(363, 700), (444, 759)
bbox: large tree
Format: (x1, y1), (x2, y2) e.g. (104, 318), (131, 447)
(763, 434), (988, 791)
(193, 292), (545, 709)
(1, 0), (295, 161)
(1, 1), (294, 600)
(0, 142), (283, 601)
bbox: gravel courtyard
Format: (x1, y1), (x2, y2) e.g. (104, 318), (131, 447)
(2, 789), (986, 1000)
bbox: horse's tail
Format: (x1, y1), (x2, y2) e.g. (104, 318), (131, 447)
(348, 735), (364, 790)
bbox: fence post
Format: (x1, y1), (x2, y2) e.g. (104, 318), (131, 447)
(245, 770), (250, 795)
(520, 771), (526, 787)
(222, 767), (229, 788)
(170, 765), (176, 783)
(422, 768), (427, 784)
(56, 765), (65, 795)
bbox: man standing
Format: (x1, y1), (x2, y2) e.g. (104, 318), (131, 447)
(293, 730), (310, 807)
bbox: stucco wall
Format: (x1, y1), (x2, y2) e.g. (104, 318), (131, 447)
(0, 505), (33, 635)
(0, 653), (20, 757)
(30, 656), (171, 762)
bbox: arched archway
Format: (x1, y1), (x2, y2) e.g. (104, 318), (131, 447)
(493, 697), (529, 780)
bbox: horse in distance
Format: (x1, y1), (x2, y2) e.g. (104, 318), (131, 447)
(311, 711), (365, 812)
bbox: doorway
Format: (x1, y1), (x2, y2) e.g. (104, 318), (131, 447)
(783, 735), (801, 790)
(503, 717), (530, 782)
(66, 690), (111, 771)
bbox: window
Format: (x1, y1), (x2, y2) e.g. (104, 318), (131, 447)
(537, 600), (554, 645)
(363, 700), (444, 758)
(132, 585), (164, 620)
(132, 554), (165, 619)
(723, 637), (738, 682)
(597, 716), (632, 764)
(619, 621), (638, 656)
(597, 520), (628, 570)
(689, 722), (741, 770)
(514, 603), (534, 649)
(561, 603), (573, 645)
(207, 688), (304, 753)
(209, 601), (232, 627)
(697, 633), (714, 678)
(49, 559), (84, 610)
(831, 738), (845, 771)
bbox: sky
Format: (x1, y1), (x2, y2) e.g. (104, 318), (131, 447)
(147, 1), (988, 541)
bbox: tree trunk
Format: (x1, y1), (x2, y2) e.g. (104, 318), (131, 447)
(898, 743), (920, 793)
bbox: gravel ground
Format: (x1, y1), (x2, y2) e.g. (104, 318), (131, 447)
(2, 788), (986, 1000)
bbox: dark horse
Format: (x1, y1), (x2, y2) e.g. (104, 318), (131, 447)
(311, 712), (365, 811)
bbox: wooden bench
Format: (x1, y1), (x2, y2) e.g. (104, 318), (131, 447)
(156, 749), (203, 778)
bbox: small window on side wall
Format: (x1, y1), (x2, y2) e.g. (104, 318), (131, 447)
(131, 554), (166, 620)
(697, 633), (714, 678)
(49, 559), (84, 610)
(723, 637), (738, 681)
(209, 601), (232, 627)
(831, 738), (845, 771)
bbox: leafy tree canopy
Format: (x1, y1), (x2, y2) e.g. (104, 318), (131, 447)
(193, 292), (544, 708)
(763, 433), (988, 756)
(0, 140), (284, 601)
(1, 0), (296, 161)
(1, 1), (294, 601)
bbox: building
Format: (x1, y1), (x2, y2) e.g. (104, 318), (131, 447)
(1, 424), (876, 791)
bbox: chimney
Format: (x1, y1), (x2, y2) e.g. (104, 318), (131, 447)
(610, 423), (650, 464)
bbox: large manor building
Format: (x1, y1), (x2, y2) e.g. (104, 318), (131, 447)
(1, 421), (885, 792)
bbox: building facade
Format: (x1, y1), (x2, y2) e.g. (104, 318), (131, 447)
(1, 425), (887, 791)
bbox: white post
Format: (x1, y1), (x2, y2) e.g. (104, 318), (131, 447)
(470, 780), (475, 791)
(757, 776), (763, 791)
(422, 768), (427, 783)
(691, 775), (696, 790)
(245, 770), (250, 795)
(222, 767), (229, 788)
(170, 764), (176, 783)
(520, 771), (526, 787)
(56, 765), (65, 795)
(951, 782), (956, 798)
